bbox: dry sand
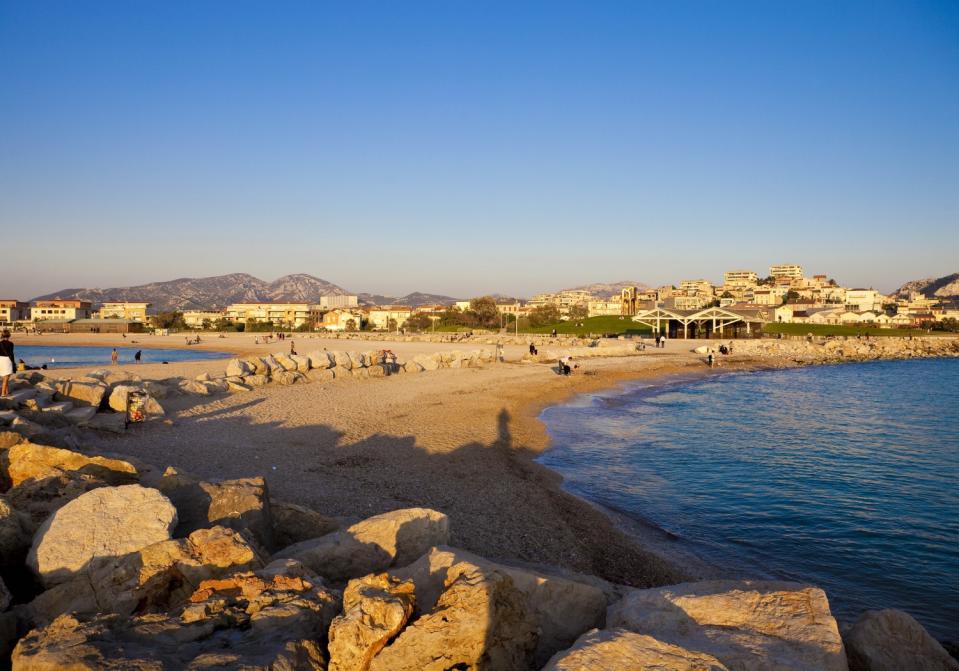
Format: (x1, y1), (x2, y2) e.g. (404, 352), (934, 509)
(23, 332), (739, 586)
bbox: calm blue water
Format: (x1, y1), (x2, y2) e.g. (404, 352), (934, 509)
(540, 358), (959, 640)
(16, 345), (229, 368)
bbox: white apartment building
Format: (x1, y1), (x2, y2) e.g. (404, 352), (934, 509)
(723, 270), (758, 287)
(367, 306), (413, 330)
(769, 264), (804, 282)
(845, 289), (884, 312)
(319, 295), (359, 309)
(678, 279), (714, 297)
(224, 302), (322, 329)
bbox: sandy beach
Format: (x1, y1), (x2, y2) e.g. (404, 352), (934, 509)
(11, 331), (731, 587)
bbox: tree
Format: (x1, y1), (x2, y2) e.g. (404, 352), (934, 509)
(405, 314), (433, 331)
(201, 318), (212, 330)
(568, 303), (588, 320)
(155, 311), (186, 330)
(345, 318), (357, 332)
(528, 304), (561, 327)
(387, 318), (398, 332)
(783, 290), (801, 304)
(468, 296), (500, 329)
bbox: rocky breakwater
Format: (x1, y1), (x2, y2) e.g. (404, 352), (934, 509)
(221, 348), (499, 391)
(728, 336), (959, 366)
(1, 441), (956, 667)
(0, 368), (172, 443)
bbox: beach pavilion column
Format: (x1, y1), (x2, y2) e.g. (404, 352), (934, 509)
(683, 320), (688, 339)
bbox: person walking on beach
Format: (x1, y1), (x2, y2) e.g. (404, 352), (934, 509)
(707, 352), (714, 367)
(111, 348), (118, 365)
(0, 330), (15, 397)
(134, 350), (142, 364)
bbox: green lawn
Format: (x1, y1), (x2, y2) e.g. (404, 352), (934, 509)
(762, 323), (931, 337)
(523, 315), (652, 337)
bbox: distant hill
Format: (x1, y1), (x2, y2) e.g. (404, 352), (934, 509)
(357, 291), (458, 307)
(562, 281), (651, 299)
(895, 273), (959, 298)
(32, 273), (351, 312)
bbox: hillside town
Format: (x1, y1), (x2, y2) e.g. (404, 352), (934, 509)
(2, 264), (958, 336)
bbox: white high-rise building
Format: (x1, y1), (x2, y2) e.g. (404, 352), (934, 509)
(769, 264), (804, 281)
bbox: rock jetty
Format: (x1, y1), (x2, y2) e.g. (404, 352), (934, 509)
(0, 437), (955, 668)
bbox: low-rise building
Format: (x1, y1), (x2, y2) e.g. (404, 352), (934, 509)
(182, 310), (225, 328)
(678, 279), (714, 297)
(845, 289), (883, 313)
(752, 287), (788, 306)
(224, 303), (322, 329)
(30, 300), (93, 321)
(368, 306), (413, 331)
(588, 299), (622, 317)
(99, 302), (153, 322)
(0, 300), (30, 324)
(321, 309), (362, 331)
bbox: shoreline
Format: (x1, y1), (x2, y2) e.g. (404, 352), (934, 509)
(13, 334), (959, 591)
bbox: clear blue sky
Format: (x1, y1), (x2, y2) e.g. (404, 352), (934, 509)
(2, 1), (957, 298)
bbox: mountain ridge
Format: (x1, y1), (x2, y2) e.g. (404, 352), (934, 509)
(895, 273), (959, 299)
(32, 273), (351, 312)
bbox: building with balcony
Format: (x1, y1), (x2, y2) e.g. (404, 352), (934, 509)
(224, 303), (322, 329)
(0, 300), (29, 324)
(30, 300), (93, 321)
(769, 264), (804, 282)
(98, 302), (153, 322)
(723, 270), (758, 287)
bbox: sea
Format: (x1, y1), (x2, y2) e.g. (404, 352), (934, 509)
(539, 357), (959, 641)
(16, 345), (229, 368)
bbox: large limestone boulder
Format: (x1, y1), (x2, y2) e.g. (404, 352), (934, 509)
(13, 561), (341, 670)
(272, 370), (299, 385)
(543, 628), (729, 670)
(843, 609), (959, 671)
(273, 353), (299, 372)
(29, 525), (264, 623)
(27, 484), (178, 586)
(328, 573), (416, 671)
(2, 441), (138, 488)
(368, 563), (537, 671)
(608, 580), (847, 671)
(307, 350), (332, 369)
(106, 385), (165, 416)
(276, 507), (449, 582)
(54, 381), (106, 408)
(332, 351), (353, 370)
(347, 351), (367, 368)
(412, 354), (439, 371)
(158, 472), (275, 551)
(225, 358), (254, 377)
(392, 546), (608, 666)
(243, 373), (270, 386)
(290, 354), (312, 372)
(271, 499), (339, 549)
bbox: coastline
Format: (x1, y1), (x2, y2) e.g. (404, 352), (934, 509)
(12, 333), (959, 590)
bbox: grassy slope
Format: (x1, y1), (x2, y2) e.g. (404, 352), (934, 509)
(523, 315), (652, 336)
(762, 323), (931, 337)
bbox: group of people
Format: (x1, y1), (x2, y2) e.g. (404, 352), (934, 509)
(110, 348), (143, 365)
(185, 335), (202, 345)
(654, 334), (668, 348)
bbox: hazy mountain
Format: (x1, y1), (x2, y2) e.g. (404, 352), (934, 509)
(895, 273), (959, 298)
(357, 291), (458, 307)
(32, 273), (351, 312)
(562, 281), (651, 298)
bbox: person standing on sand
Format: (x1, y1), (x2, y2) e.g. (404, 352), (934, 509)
(0, 330), (15, 397)
(134, 350), (142, 364)
(111, 348), (118, 365)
